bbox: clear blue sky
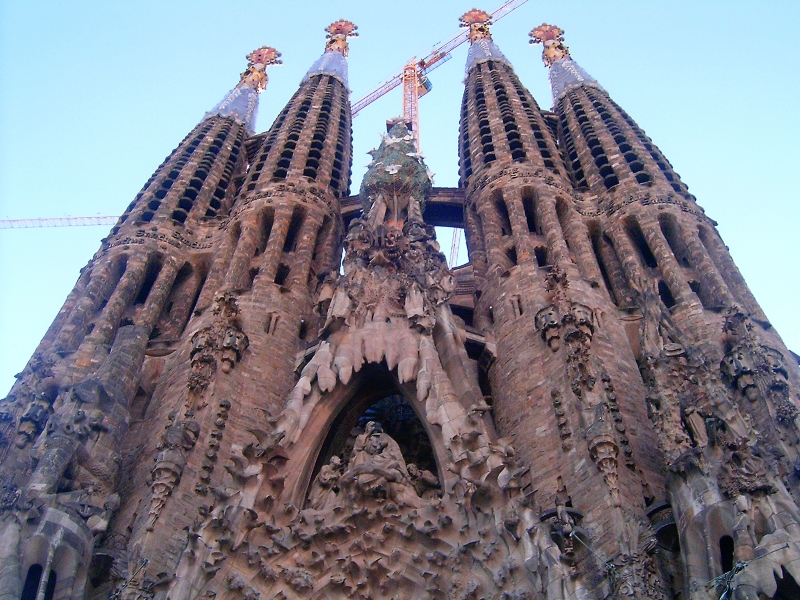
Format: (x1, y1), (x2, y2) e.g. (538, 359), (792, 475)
(1, 1), (798, 394)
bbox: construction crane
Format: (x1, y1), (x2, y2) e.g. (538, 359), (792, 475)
(351, 0), (528, 150)
(0, 0), (528, 238)
(0, 216), (118, 229)
(352, 0), (529, 267)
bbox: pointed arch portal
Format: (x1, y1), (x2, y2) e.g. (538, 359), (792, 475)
(280, 363), (449, 507)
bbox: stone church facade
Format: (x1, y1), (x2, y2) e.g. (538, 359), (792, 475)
(2, 11), (799, 600)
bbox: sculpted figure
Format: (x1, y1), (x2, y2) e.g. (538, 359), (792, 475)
(407, 463), (440, 499)
(147, 416), (200, 530)
(307, 455), (344, 510)
(535, 305), (562, 351)
(341, 421), (421, 507)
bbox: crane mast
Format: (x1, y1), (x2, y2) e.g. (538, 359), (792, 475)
(352, 0), (528, 149)
(0, 0), (529, 231)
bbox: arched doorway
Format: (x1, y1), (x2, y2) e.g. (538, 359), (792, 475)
(304, 364), (441, 507)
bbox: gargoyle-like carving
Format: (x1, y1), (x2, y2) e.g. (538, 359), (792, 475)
(607, 515), (665, 599)
(189, 293), (249, 396)
(147, 413), (200, 530)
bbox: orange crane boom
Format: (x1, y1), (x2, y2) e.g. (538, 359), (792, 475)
(351, 0), (529, 149)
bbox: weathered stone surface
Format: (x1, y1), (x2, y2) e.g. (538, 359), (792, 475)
(2, 14), (800, 600)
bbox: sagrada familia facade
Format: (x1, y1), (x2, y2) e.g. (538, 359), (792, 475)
(2, 10), (799, 600)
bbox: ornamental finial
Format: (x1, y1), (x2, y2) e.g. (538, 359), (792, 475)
(325, 20), (359, 58)
(529, 23), (570, 67)
(239, 46), (282, 91)
(460, 9), (493, 43)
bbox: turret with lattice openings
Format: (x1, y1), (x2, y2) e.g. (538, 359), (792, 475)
(242, 21), (356, 201)
(113, 47), (281, 231)
(458, 10), (567, 188)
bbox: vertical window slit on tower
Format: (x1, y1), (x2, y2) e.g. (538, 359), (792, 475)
(625, 218), (658, 269)
(589, 225), (620, 305)
(273, 79), (319, 180)
(521, 188), (538, 234)
(658, 280), (676, 308)
(283, 206), (305, 252)
(492, 191), (512, 237)
(473, 70), (495, 164)
(274, 263), (291, 286)
(489, 67), (525, 161)
(134, 258), (163, 306)
(719, 536), (735, 573)
(534, 247), (548, 267)
(459, 92), (473, 181)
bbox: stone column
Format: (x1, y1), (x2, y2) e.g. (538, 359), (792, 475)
(606, 223), (646, 287)
(536, 191), (571, 269)
(195, 226), (238, 312)
(503, 189), (534, 264)
(682, 227), (734, 307)
(640, 220), (693, 303)
(224, 214), (260, 291)
(700, 228), (763, 317)
(52, 260), (121, 353)
(254, 206), (293, 288)
(137, 256), (182, 334)
(597, 233), (631, 305)
(83, 257), (148, 348)
(465, 207), (488, 282)
(560, 209), (604, 284)
(289, 215), (322, 289)
(477, 202), (507, 274)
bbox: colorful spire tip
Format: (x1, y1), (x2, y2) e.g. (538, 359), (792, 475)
(460, 9), (493, 43)
(529, 23), (570, 67)
(325, 20), (359, 57)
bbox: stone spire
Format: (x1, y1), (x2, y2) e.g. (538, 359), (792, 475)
(460, 8), (511, 76)
(302, 19), (358, 87)
(530, 23), (601, 104)
(204, 46), (282, 134)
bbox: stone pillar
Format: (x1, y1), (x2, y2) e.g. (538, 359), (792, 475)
(289, 215), (322, 289)
(606, 223), (646, 287)
(597, 233), (631, 305)
(465, 207), (488, 282)
(682, 227), (734, 307)
(700, 228), (763, 317)
(503, 189), (534, 264)
(195, 226), (238, 312)
(84, 257), (148, 348)
(477, 203), (507, 273)
(640, 220), (693, 303)
(560, 209), (603, 284)
(255, 207), (293, 288)
(537, 191), (571, 269)
(52, 260), (120, 353)
(225, 214), (260, 291)
(137, 256), (182, 334)
(159, 266), (205, 338)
